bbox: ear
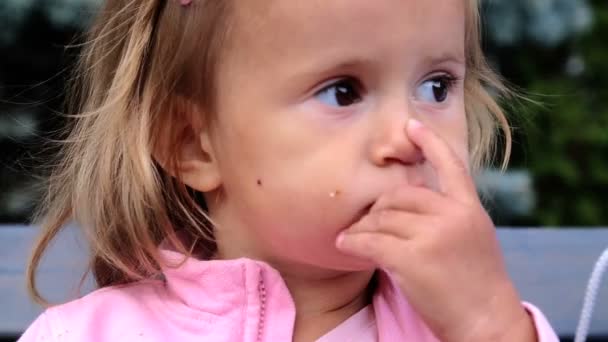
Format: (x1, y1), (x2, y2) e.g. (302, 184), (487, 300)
(153, 97), (222, 193)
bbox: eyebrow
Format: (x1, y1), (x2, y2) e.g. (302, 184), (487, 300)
(294, 53), (381, 77)
(296, 56), (378, 79)
(283, 55), (379, 93)
(424, 53), (466, 68)
(285, 50), (466, 96)
(294, 49), (465, 77)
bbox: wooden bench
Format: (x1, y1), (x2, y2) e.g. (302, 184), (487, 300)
(1, 225), (607, 340)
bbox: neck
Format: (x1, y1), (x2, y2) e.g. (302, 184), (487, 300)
(214, 239), (374, 341)
(281, 268), (375, 342)
(210, 203), (375, 340)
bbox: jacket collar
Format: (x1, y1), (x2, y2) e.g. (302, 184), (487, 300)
(159, 249), (438, 341)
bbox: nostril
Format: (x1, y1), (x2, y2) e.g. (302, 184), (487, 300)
(383, 157), (405, 166)
(383, 148), (424, 166)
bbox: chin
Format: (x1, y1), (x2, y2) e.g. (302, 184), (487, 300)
(313, 250), (377, 273)
(334, 260), (377, 272)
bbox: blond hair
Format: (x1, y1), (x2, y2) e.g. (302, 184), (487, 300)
(27, 0), (511, 304)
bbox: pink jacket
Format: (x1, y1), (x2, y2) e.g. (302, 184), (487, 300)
(19, 249), (559, 341)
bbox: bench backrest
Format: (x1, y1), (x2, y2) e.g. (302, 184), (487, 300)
(1, 225), (607, 338)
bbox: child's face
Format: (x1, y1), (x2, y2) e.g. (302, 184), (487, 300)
(205, 0), (469, 271)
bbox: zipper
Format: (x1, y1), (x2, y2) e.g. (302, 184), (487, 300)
(257, 270), (267, 342)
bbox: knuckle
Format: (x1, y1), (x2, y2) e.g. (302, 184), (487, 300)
(376, 209), (395, 228)
(371, 236), (396, 264)
(382, 188), (401, 204)
(373, 195), (388, 211)
(358, 234), (382, 256)
(449, 205), (471, 224)
(416, 187), (436, 202)
(357, 234), (374, 252)
(448, 156), (468, 175)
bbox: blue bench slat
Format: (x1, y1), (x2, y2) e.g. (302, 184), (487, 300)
(497, 229), (608, 336)
(1, 225), (607, 336)
(0, 225), (93, 333)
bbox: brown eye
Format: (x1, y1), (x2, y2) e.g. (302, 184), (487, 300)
(315, 78), (363, 107)
(416, 75), (457, 103)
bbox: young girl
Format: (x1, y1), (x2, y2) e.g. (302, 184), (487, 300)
(20, 0), (559, 341)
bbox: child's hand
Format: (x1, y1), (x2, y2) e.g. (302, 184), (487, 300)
(336, 120), (537, 342)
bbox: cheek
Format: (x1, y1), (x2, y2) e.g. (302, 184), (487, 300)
(430, 109), (470, 166)
(453, 122), (470, 169)
(214, 113), (355, 204)
(454, 116), (470, 162)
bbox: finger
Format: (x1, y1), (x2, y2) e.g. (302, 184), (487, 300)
(406, 119), (475, 199)
(346, 209), (433, 239)
(336, 232), (409, 272)
(371, 184), (448, 214)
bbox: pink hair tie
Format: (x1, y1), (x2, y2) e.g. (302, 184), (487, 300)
(179, 0), (192, 6)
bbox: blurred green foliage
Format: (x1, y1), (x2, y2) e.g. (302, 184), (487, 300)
(485, 0), (608, 226)
(0, 0), (606, 226)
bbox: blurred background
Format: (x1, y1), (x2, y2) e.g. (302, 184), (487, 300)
(3, 0), (606, 227)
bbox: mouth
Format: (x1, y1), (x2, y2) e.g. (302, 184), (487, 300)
(348, 202), (374, 228)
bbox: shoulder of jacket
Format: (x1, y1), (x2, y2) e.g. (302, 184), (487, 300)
(45, 278), (165, 326)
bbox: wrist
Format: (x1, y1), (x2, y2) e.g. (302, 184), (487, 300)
(447, 284), (538, 342)
(471, 302), (538, 342)
(498, 308), (538, 342)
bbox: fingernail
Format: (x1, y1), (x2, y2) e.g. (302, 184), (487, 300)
(408, 119), (423, 131)
(336, 233), (346, 248)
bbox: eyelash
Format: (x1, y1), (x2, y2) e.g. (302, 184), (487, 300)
(314, 77), (365, 107)
(429, 73), (460, 90)
(313, 72), (461, 108)
(418, 73), (461, 104)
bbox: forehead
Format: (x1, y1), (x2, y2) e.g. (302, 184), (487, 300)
(228, 0), (466, 66)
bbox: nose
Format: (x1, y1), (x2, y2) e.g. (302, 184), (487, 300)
(369, 104), (424, 167)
